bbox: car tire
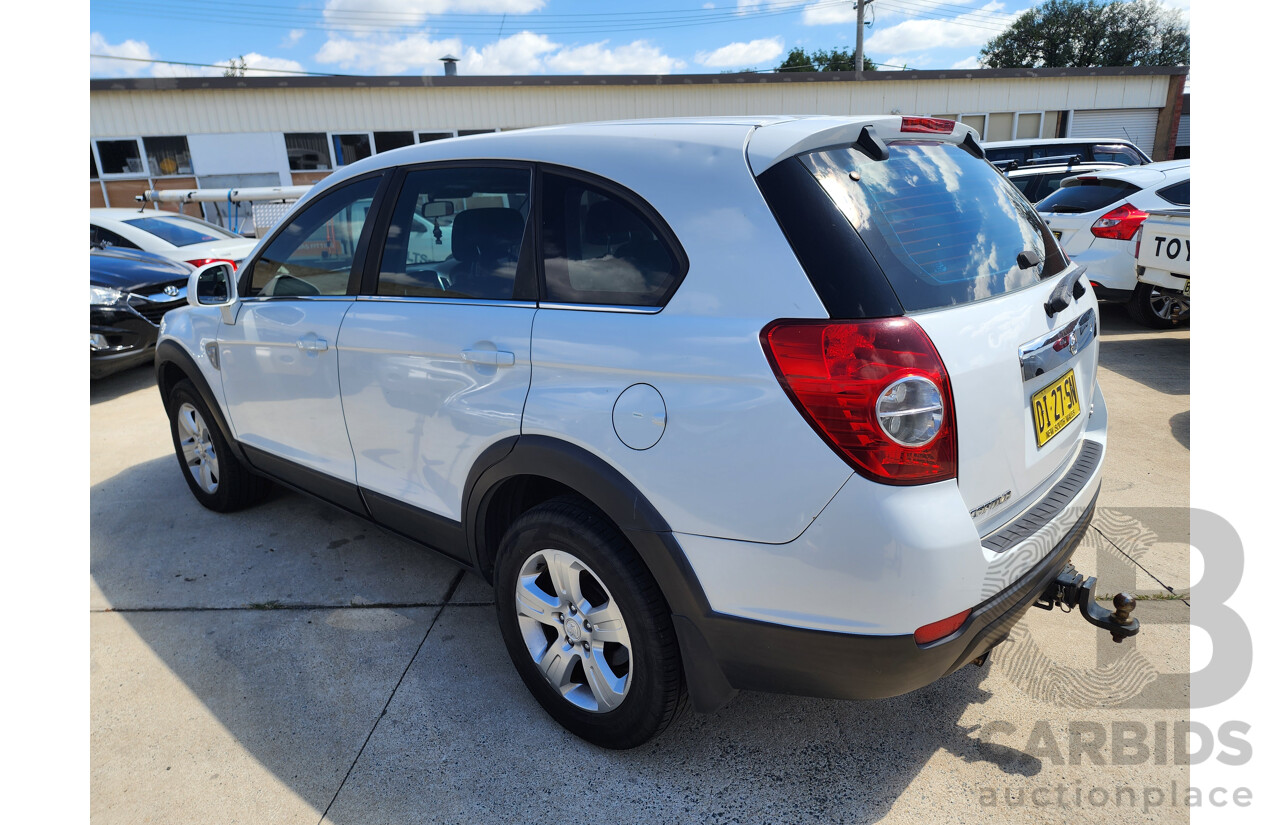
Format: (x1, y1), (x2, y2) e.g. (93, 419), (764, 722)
(494, 496), (686, 749)
(165, 378), (270, 512)
(1127, 282), (1188, 329)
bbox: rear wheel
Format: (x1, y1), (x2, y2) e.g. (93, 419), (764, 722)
(494, 496), (685, 749)
(1127, 282), (1188, 329)
(165, 379), (270, 512)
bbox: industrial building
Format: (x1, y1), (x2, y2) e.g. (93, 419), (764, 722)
(90, 65), (1188, 231)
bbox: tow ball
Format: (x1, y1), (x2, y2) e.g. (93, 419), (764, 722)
(1033, 564), (1140, 643)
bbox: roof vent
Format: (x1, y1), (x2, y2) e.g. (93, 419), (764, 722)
(440, 55), (459, 77)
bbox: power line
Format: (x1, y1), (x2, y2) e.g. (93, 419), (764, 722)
(89, 53), (350, 76)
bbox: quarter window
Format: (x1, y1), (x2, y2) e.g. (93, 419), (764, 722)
(1156, 179), (1190, 206)
(248, 176), (381, 297)
(376, 166), (532, 301)
(90, 224), (139, 250)
(540, 174), (680, 307)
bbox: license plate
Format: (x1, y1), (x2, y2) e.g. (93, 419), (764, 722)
(1183, 280), (1190, 298)
(1031, 369), (1080, 448)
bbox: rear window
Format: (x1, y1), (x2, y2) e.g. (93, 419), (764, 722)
(1036, 179), (1142, 214)
(123, 215), (240, 247)
(796, 140), (1058, 312)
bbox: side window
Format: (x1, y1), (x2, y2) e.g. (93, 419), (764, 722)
(1092, 145), (1144, 166)
(90, 224), (140, 250)
(1031, 143), (1086, 160)
(541, 173), (681, 307)
(376, 166), (532, 300)
(248, 176), (380, 297)
(1157, 179), (1190, 207)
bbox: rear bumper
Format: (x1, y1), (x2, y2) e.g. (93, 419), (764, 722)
(674, 488), (1097, 708)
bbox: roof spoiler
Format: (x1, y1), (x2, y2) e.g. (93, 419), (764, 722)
(746, 116), (982, 174)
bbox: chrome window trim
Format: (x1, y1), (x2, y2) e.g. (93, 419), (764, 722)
(537, 302), (663, 315)
(239, 295), (355, 303)
(1017, 307), (1096, 382)
(353, 295), (534, 309)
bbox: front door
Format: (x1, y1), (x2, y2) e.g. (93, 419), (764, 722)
(219, 174), (383, 493)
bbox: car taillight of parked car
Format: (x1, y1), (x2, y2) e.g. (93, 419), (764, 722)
(761, 317), (956, 485)
(185, 258), (239, 271)
(1090, 203), (1149, 241)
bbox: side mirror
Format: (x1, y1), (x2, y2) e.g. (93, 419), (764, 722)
(188, 262), (237, 308)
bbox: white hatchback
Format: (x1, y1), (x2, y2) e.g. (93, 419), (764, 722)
(90, 208), (258, 270)
(1036, 161), (1191, 326)
(155, 116), (1134, 747)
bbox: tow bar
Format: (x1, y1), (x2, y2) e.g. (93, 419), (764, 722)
(1034, 564), (1140, 643)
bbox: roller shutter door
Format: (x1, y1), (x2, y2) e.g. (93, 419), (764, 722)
(1068, 108), (1160, 156)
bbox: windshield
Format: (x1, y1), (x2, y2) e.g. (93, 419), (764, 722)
(799, 140), (1059, 312)
(123, 215), (241, 247)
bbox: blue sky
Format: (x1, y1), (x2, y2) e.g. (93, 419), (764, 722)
(89, 0), (1190, 78)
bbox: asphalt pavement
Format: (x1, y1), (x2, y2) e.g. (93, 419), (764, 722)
(90, 302), (1191, 824)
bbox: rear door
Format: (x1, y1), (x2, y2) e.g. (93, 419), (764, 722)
(337, 164), (537, 548)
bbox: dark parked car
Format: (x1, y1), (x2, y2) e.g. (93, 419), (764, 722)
(91, 248), (192, 378)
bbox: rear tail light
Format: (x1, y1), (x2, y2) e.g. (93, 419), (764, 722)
(901, 117), (955, 134)
(761, 317), (957, 485)
(914, 609), (971, 645)
(185, 257), (239, 271)
(1090, 203), (1148, 241)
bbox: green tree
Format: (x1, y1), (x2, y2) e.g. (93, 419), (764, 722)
(980, 0), (1189, 68)
(222, 55), (248, 77)
(777, 46), (876, 73)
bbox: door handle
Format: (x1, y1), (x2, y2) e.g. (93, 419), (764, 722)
(462, 349), (516, 367)
(296, 336), (329, 352)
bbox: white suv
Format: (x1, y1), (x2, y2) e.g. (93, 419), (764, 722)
(157, 116), (1120, 748)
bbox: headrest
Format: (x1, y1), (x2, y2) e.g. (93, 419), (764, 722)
(584, 199), (648, 246)
(451, 207), (526, 262)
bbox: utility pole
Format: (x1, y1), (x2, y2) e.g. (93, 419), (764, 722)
(855, 0), (872, 80)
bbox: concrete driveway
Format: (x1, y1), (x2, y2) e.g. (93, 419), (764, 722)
(91, 303), (1191, 824)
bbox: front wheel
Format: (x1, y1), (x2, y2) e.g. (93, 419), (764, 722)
(494, 497), (685, 749)
(165, 379), (270, 512)
(1127, 282), (1188, 329)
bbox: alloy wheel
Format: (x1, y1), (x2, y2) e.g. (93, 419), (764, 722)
(176, 402), (219, 494)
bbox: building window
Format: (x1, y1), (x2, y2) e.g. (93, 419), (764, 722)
(91, 149), (99, 179)
(332, 133), (372, 166)
(458, 129), (495, 137)
(418, 132), (453, 143)
(373, 131), (415, 153)
(97, 139), (145, 175)
(143, 136), (193, 176)
(1015, 112), (1043, 140)
(285, 133), (332, 171)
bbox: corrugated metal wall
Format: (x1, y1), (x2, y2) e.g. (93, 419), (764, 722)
(90, 74), (1174, 137)
(1068, 108), (1161, 155)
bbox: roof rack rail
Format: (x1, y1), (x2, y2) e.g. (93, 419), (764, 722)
(995, 153), (1085, 172)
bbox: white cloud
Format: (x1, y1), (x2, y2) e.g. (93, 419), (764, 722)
(462, 31), (558, 74)
(90, 32), (157, 77)
(323, 0), (545, 32)
(238, 53), (309, 76)
(315, 31), (684, 75)
(867, 3), (1007, 54)
(801, 1), (857, 25)
(546, 40), (686, 74)
(697, 37), (784, 68)
(284, 29), (306, 47)
(316, 32), (466, 74)
(703, 2), (716, 7)
(951, 56), (982, 70)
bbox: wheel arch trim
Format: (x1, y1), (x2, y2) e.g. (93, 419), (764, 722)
(154, 339), (247, 464)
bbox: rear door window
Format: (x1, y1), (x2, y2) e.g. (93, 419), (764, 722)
(797, 140), (1058, 311)
(1036, 179), (1142, 214)
(375, 166), (533, 301)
